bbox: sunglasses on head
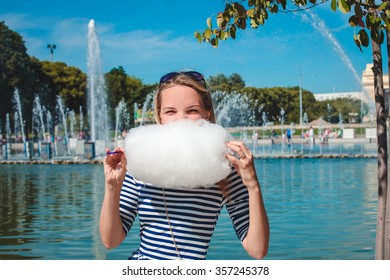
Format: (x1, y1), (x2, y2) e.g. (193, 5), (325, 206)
(159, 71), (206, 85)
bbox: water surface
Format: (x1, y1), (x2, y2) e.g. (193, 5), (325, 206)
(0, 158), (377, 259)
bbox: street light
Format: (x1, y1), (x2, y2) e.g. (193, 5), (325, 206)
(299, 71), (303, 126)
(47, 44), (56, 62)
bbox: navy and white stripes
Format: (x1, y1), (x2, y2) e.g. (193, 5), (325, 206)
(119, 169), (249, 260)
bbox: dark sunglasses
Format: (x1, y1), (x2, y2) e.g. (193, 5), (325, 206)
(159, 71), (206, 85)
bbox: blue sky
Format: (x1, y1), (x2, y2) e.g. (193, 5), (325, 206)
(0, 0), (380, 93)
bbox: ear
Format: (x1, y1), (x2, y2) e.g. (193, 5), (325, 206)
(206, 111), (211, 121)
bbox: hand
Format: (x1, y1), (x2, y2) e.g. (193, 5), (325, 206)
(225, 141), (259, 190)
(103, 147), (127, 188)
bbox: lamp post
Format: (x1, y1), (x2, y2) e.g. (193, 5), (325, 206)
(299, 71), (303, 126)
(47, 44), (56, 62)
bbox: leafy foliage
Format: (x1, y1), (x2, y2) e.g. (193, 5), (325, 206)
(195, 0), (390, 50)
(105, 66), (151, 126)
(41, 61), (86, 116)
(208, 73), (246, 92)
(0, 21), (47, 134)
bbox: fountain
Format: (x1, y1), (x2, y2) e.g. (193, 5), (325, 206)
(68, 110), (76, 139)
(45, 110), (52, 141)
(2, 114), (11, 159)
(140, 92), (154, 126)
(5, 114), (11, 143)
(79, 106), (84, 138)
(133, 103), (139, 126)
(12, 89), (30, 159)
(87, 19), (109, 157)
(261, 111), (268, 155)
(32, 96), (52, 159)
(114, 99), (130, 147)
(212, 91), (252, 140)
(251, 103), (264, 151)
(302, 10), (373, 107)
(55, 96), (70, 156)
(32, 96), (46, 141)
(280, 107), (285, 155)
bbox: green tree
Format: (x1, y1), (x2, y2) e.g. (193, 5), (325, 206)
(41, 61), (86, 116)
(105, 66), (151, 126)
(242, 86), (318, 124)
(208, 73), (245, 92)
(195, 0), (390, 259)
(0, 21), (47, 137)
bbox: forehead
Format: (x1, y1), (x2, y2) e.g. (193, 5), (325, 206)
(160, 85), (203, 107)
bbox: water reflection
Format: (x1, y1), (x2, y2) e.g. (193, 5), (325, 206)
(0, 159), (378, 260)
(0, 164), (106, 259)
(255, 158), (377, 259)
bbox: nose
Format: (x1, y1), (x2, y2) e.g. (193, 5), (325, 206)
(174, 112), (188, 121)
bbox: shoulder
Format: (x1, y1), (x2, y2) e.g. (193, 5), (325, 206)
(122, 173), (145, 193)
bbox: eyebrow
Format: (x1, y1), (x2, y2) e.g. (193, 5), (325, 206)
(161, 107), (176, 112)
(161, 105), (203, 111)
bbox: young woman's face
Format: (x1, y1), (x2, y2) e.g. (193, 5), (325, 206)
(159, 85), (210, 125)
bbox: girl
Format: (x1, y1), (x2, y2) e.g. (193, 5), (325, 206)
(100, 70), (269, 260)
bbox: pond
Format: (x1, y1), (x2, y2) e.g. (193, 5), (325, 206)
(0, 157), (377, 260)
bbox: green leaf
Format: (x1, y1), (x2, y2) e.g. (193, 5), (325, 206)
(237, 18), (247, 29)
(259, 14), (264, 25)
(354, 3), (363, 19)
(381, 12), (390, 28)
(229, 24), (237, 39)
(219, 30), (227, 40)
(250, 18), (259, 28)
(194, 31), (202, 43)
(281, 0), (287, 10)
(271, 4), (279, 13)
(204, 28), (212, 39)
(365, 13), (374, 28)
(354, 36), (363, 52)
(247, 8), (255, 17)
(379, 2), (388, 11)
(210, 37), (218, 48)
(349, 15), (358, 27)
(216, 13), (223, 28)
(338, 0), (350, 14)
(331, 0), (337, 11)
(358, 29), (369, 47)
(264, 9), (269, 20)
(207, 17), (212, 29)
(233, 2), (247, 17)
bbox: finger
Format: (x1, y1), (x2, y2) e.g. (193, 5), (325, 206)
(226, 142), (243, 156)
(225, 153), (241, 167)
(226, 142), (249, 159)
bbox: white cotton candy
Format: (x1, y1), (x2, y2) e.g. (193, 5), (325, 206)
(124, 119), (231, 188)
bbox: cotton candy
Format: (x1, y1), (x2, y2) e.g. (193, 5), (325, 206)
(124, 119), (231, 188)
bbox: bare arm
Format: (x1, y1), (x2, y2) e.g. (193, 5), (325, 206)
(226, 141), (270, 259)
(99, 148), (127, 249)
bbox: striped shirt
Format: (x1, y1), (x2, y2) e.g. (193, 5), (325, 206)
(119, 169), (250, 260)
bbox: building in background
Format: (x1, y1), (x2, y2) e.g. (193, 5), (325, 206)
(314, 63), (388, 104)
